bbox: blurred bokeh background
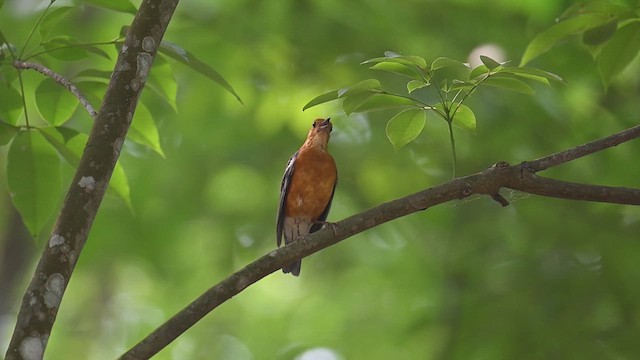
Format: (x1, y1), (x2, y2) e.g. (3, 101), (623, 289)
(1, 0), (640, 359)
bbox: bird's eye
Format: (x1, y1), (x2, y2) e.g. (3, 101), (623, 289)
(312, 122), (316, 128)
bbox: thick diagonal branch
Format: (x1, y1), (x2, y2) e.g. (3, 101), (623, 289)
(121, 124), (640, 359)
(4, 1), (179, 359)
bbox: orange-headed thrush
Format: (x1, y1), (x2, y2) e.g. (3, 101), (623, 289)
(276, 118), (338, 276)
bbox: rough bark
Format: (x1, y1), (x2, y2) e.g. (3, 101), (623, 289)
(4, 1), (179, 359)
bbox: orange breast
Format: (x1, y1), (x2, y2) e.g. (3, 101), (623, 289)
(285, 148), (337, 219)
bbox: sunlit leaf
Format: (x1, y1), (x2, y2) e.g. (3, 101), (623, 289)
(383, 51), (428, 68)
(74, 0), (137, 14)
(449, 80), (475, 92)
(76, 80), (107, 112)
(129, 102), (164, 157)
(362, 52), (427, 68)
(159, 41), (242, 104)
(496, 66), (565, 84)
(344, 93), (417, 114)
(431, 57), (471, 71)
(583, 20), (618, 46)
(36, 78), (79, 126)
(469, 65), (490, 80)
(303, 89), (340, 111)
(370, 62), (421, 79)
(481, 76), (535, 95)
(559, 2), (631, 21)
(0, 120), (17, 145)
(521, 13), (613, 66)
(42, 36), (110, 61)
(480, 55), (501, 70)
(39, 127), (132, 208)
(0, 83), (23, 125)
(342, 92), (376, 115)
(597, 20), (640, 87)
(337, 78), (381, 97)
(407, 80), (429, 93)
(39, 6), (74, 40)
(146, 56), (177, 111)
(74, 69), (112, 81)
(385, 108), (426, 150)
(7, 130), (62, 237)
(451, 104), (476, 133)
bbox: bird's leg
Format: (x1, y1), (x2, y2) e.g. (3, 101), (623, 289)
(314, 220), (339, 237)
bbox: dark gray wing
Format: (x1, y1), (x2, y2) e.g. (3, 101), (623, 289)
(276, 151), (297, 246)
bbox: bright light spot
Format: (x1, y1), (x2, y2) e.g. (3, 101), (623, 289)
(296, 347), (342, 360)
(467, 43), (506, 68)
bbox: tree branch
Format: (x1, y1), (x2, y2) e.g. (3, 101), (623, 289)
(525, 124), (640, 172)
(13, 61), (98, 119)
(120, 124), (640, 359)
(4, 1), (180, 359)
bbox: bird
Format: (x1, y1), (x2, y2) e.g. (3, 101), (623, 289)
(276, 118), (338, 276)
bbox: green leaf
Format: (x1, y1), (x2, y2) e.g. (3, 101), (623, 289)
(362, 51), (427, 68)
(521, 13), (613, 66)
(343, 93), (417, 114)
(496, 67), (565, 84)
(385, 108), (426, 150)
(583, 20), (618, 46)
(431, 57), (471, 71)
(469, 65), (490, 80)
(74, 69), (112, 81)
(0, 84), (23, 125)
(342, 92), (376, 115)
(39, 7), (74, 40)
(337, 78), (381, 97)
(39, 127), (132, 208)
(7, 130), (62, 237)
(74, 0), (137, 14)
(481, 76), (535, 95)
(146, 56), (177, 111)
(597, 20), (640, 87)
(437, 103), (476, 133)
(129, 102), (164, 157)
(407, 80), (429, 93)
(36, 78), (79, 125)
(303, 89), (340, 111)
(370, 62), (421, 79)
(159, 41), (242, 104)
(0, 120), (17, 145)
(75, 80), (107, 112)
(42, 36), (110, 61)
(449, 80), (475, 92)
(480, 55), (501, 70)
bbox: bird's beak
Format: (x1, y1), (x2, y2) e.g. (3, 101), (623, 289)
(319, 118), (332, 132)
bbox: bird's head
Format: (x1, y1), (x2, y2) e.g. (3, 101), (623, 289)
(312, 118), (332, 133)
(305, 118), (332, 150)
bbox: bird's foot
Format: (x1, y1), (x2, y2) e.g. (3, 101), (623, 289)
(314, 220), (339, 237)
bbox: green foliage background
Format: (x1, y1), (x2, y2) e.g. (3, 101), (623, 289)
(1, 0), (640, 359)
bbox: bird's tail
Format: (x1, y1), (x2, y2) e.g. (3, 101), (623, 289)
(282, 261), (301, 276)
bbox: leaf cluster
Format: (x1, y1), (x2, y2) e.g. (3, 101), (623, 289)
(0, 0), (241, 237)
(304, 51), (562, 175)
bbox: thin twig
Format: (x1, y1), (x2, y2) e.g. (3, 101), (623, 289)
(121, 124), (640, 359)
(14, 60), (98, 119)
